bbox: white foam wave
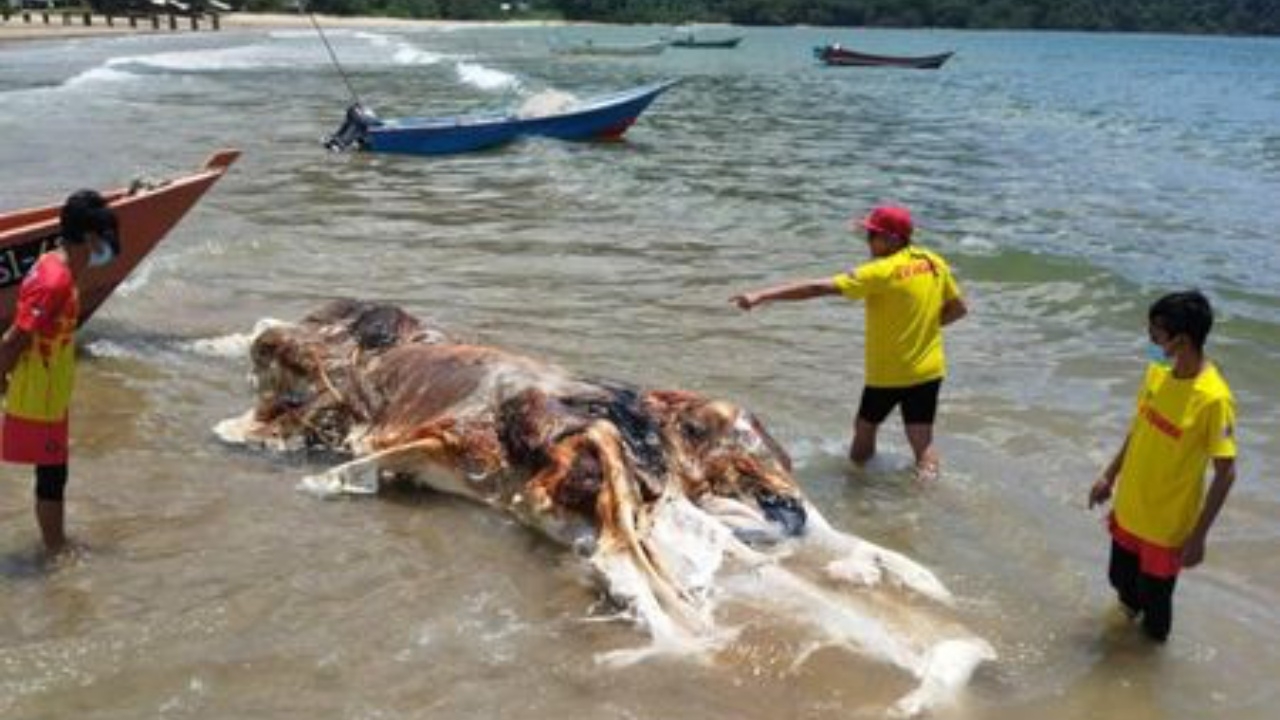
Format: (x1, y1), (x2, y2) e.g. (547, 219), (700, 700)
(57, 31), (440, 92)
(84, 339), (135, 359)
(57, 46), (314, 90)
(959, 234), (997, 253)
(347, 31), (445, 65)
(63, 62), (140, 88)
(83, 319), (288, 366)
(182, 318), (289, 359)
(455, 62), (520, 92)
(393, 45), (445, 66)
(114, 258), (155, 296)
(353, 31), (396, 46)
(120, 45), (324, 72)
(515, 89), (577, 118)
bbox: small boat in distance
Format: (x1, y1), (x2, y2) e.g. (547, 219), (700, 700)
(668, 32), (743, 49)
(551, 39), (667, 56)
(814, 44), (954, 69)
(324, 81), (678, 157)
(0, 149), (239, 328)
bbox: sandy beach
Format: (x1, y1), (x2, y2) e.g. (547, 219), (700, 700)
(0, 10), (555, 44)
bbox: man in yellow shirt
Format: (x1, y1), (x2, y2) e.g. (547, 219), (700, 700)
(1089, 290), (1237, 642)
(731, 205), (967, 479)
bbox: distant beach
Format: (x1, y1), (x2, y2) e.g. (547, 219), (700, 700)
(0, 11), (563, 45)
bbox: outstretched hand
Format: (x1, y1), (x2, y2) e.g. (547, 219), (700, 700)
(731, 293), (759, 311)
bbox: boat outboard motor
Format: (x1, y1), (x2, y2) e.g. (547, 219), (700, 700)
(324, 103), (381, 152)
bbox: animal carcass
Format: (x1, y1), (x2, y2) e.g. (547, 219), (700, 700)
(216, 300), (993, 716)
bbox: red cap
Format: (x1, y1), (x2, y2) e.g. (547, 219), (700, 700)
(857, 205), (914, 241)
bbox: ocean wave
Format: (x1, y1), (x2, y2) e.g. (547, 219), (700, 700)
(50, 31), (445, 92)
(83, 320), (286, 362)
(352, 30), (395, 46)
(455, 61), (520, 92)
(61, 62), (139, 87)
(183, 320), (288, 359)
(391, 45), (444, 66)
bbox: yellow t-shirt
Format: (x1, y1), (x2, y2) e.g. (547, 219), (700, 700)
(1114, 362), (1236, 547)
(2, 252), (79, 465)
(832, 246), (961, 387)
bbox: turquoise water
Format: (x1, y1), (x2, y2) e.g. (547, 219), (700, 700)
(1, 24), (1278, 720)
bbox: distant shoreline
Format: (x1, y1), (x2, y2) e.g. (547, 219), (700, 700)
(0, 11), (567, 46)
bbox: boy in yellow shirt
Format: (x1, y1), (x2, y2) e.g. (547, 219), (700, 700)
(1089, 290), (1237, 642)
(0, 190), (120, 554)
(732, 205), (968, 479)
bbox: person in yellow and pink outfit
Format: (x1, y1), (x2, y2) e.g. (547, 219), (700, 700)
(0, 190), (119, 555)
(1089, 290), (1238, 642)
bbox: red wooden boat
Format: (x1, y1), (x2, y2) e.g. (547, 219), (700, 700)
(815, 44), (953, 69)
(0, 149), (239, 327)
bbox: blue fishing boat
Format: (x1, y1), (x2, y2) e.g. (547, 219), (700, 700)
(325, 80), (678, 157)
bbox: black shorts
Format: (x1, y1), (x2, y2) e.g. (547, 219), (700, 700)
(1109, 540), (1177, 642)
(857, 379), (942, 425)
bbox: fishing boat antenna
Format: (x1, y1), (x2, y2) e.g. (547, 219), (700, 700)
(308, 9), (362, 106)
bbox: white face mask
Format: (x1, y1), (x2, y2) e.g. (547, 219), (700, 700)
(88, 238), (117, 268)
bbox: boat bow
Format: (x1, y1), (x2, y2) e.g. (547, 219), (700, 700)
(0, 149), (240, 326)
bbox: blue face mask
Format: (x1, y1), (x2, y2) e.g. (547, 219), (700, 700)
(1146, 341), (1170, 366)
(88, 235), (118, 268)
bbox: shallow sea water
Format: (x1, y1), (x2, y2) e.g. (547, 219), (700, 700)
(1, 24), (1279, 720)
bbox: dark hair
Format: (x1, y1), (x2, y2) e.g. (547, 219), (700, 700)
(60, 189), (118, 246)
(1149, 290), (1214, 351)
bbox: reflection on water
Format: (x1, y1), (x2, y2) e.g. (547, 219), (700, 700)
(1, 24), (1279, 720)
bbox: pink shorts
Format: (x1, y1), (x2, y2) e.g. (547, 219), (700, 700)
(2, 414), (69, 465)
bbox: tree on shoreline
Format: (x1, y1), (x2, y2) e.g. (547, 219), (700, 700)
(281, 0), (1278, 36)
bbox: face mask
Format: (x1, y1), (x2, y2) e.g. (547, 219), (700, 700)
(88, 238), (117, 268)
(1145, 341), (1170, 366)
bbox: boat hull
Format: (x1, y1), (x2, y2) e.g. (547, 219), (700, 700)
(815, 45), (953, 69)
(360, 81), (677, 156)
(366, 114), (522, 155)
(669, 37), (743, 49)
(551, 40), (667, 56)
(0, 149), (239, 328)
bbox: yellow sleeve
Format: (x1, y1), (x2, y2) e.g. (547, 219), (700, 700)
(938, 255), (961, 303)
(832, 262), (885, 301)
(1205, 397), (1237, 459)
